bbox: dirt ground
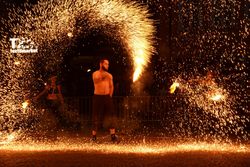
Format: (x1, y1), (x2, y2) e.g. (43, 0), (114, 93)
(0, 150), (250, 167)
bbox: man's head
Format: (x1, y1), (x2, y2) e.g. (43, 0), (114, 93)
(99, 58), (109, 71)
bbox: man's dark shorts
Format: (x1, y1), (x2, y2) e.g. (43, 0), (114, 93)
(92, 95), (117, 130)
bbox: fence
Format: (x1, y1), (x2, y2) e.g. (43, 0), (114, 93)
(64, 96), (188, 127)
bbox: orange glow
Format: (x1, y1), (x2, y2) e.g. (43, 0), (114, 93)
(169, 82), (180, 94)
(210, 93), (224, 101)
(133, 67), (143, 82)
(0, 140), (249, 154)
(0, 133), (16, 145)
(67, 32), (73, 38)
(22, 100), (30, 109)
(14, 61), (21, 65)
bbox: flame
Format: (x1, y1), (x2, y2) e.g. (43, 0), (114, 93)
(133, 57), (145, 82)
(132, 36), (154, 82)
(22, 100), (30, 109)
(133, 66), (143, 82)
(169, 82), (180, 94)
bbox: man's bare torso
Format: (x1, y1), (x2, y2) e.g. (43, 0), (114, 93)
(93, 70), (113, 95)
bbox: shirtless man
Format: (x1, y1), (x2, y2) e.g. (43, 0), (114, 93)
(92, 58), (117, 142)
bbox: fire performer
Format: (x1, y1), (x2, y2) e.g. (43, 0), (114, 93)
(91, 58), (117, 142)
(33, 75), (65, 129)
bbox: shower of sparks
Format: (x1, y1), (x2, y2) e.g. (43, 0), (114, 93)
(142, 0), (249, 141)
(169, 76), (249, 140)
(0, 0), (155, 140)
(171, 77), (230, 113)
(0, 0), (248, 145)
(0, 139), (249, 153)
